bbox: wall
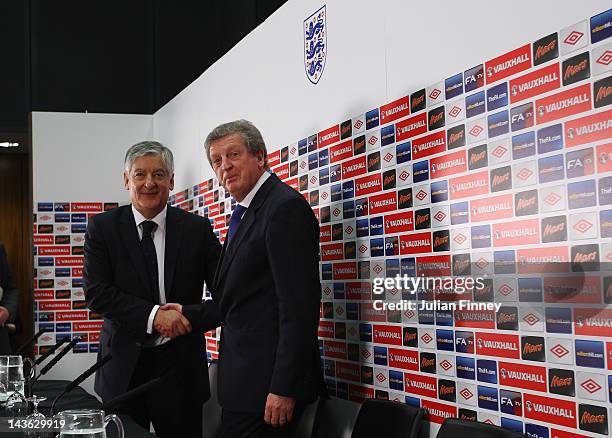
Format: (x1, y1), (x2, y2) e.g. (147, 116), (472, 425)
(31, 112), (153, 395)
(156, 1), (612, 437)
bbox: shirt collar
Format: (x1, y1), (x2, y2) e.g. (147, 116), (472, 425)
(132, 204), (168, 232)
(238, 171), (271, 209)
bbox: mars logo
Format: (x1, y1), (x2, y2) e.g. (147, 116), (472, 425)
(548, 368), (575, 396)
(533, 32), (558, 66)
(304, 6), (326, 84)
(594, 76), (612, 109)
(562, 51), (590, 86)
(578, 404), (608, 435)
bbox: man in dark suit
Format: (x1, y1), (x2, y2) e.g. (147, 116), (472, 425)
(83, 141), (221, 437)
(201, 120), (323, 437)
(0, 242), (19, 354)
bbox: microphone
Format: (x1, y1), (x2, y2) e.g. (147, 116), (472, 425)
(35, 337), (80, 379)
(15, 328), (48, 355)
(101, 377), (162, 411)
(50, 354), (112, 415)
(34, 336), (69, 365)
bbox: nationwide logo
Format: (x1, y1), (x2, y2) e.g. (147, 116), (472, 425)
(562, 51), (590, 86)
(498, 361), (547, 391)
(429, 150), (467, 179)
(486, 44), (532, 84)
(536, 83), (592, 124)
(510, 63), (560, 103)
(396, 113), (427, 141)
(533, 32), (559, 66)
(524, 393), (577, 428)
(380, 96), (410, 125)
(449, 172), (489, 200)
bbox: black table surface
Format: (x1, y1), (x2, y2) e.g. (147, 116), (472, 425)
(0, 380), (154, 437)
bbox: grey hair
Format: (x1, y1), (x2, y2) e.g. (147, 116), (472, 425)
(124, 141), (174, 174)
(204, 119), (268, 168)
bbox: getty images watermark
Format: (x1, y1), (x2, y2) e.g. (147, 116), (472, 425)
(371, 274), (504, 312)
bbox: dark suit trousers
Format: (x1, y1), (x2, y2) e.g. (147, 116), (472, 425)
(217, 403), (307, 438)
(114, 340), (202, 438)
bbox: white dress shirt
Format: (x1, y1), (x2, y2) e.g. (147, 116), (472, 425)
(238, 171), (271, 209)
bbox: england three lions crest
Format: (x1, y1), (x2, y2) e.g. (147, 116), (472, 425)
(304, 5), (326, 84)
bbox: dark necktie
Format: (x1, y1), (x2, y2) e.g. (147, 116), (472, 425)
(140, 220), (160, 303)
(226, 204), (247, 244)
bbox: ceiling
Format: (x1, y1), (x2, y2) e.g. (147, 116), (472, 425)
(0, 0), (287, 154)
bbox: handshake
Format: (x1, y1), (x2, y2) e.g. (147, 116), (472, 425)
(153, 303), (191, 338)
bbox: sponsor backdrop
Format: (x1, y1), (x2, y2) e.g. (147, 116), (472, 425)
(162, 8), (610, 438)
(30, 2), (611, 437)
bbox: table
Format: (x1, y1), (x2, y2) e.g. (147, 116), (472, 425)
(0, 380), (154, 437)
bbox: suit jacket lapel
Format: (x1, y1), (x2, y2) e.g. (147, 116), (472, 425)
(215, 174), (278, 287)
(118, 206), (152, 295)
(164, 206), (182, 300)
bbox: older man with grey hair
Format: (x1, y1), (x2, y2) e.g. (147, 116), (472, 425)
(194, 120), (324, 437)
(84, 141), (222, 437)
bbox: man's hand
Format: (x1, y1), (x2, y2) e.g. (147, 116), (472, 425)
(0, 307), (10, 326)
(264, 393), (295, 427)
(160, 303), (182, 313)
(153, 307), (191, 338)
